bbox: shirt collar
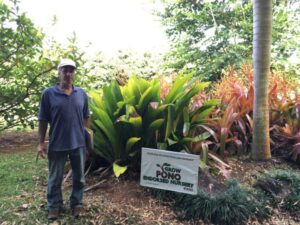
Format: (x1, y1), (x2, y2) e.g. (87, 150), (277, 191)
(54, 84), (78, 94)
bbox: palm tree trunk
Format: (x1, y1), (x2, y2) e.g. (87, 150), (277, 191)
(252, 0), (272, 160)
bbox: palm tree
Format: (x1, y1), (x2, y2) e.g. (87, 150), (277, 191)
(252, 0), (272, 160)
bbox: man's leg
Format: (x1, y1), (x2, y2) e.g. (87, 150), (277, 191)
(47, 150), (68, 213)
(69, 147), (86, 209)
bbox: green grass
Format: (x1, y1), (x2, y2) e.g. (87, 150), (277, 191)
(0, 149), (98, 224)
(0, 149), (48, 224)
(0, 148), (142, 224)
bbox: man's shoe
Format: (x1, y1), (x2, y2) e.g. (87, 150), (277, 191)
(48, 209), (60, 220)
(72, 205), (84, 218)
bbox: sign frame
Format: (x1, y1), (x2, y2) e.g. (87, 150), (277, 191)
(140, 147), (199, 195)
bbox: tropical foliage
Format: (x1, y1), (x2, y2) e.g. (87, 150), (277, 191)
(207, 65), (299, 161)
(88, 63), (299, 178)
(80, 50), (164, 90)
(157, 0), (300, 81)
(0, 0), (87, 131)
(89, 73), (218, 176)
(261, 170), (300, 212)
(1, 0), (300, 223)
(150, 179), (270, 225)
(150, 169), (300, 225)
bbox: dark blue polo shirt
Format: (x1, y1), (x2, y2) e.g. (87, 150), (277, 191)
(38, 85), (90, 151)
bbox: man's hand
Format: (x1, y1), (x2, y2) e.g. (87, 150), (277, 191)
(37, 120), (48, 161)
(37, 142), (47, 160)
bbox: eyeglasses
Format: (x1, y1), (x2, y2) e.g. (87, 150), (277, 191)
(61, 66), (75, 73)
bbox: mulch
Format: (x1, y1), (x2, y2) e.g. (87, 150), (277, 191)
(1, 131), (300, 224)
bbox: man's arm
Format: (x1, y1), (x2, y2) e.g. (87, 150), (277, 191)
(83, 118), (89, 128)
(37, 120), (48, 159)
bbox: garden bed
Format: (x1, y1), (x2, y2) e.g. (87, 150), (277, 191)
(0, 131), (299, 225)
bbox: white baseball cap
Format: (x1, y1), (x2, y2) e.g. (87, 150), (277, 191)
(57, 59), (76, 70)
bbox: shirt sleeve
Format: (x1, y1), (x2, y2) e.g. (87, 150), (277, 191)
(38, 89), (50, 121)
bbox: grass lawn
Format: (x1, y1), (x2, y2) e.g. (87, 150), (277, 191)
(0, 148), (48, 224)
(0, 149), (95, 225)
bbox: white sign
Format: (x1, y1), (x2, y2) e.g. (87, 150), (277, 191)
(140, 148), (199, 195)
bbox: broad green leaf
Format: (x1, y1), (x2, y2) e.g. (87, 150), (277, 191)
(113, 163), (128, 177)
(89, 90), (102, 107)
(174, 83), (202, 116)
(129, 116), (142, 130)
(157, 142), (168, 150)
(199, 159), (209, 170)
(124, 76), (141, 104)
(126, 137), (141, 154)
(148, 118), (165, 132)
(167, 138), (178, 146)
(165, 105), (175, 141)
(94, 113), (119, 158)
(144, 118), (165, 146)
(183, 122), (190, 137)
(126, 104), (137, 117)
(146, 103), (170, 124)
(183, 107), (190, 136)
(164, 73), (193, 104)
(191, 108), (214, 123)
(102, 84), (116, 117)
(190, 99), (220, 118)
(137, 83), (159, 114)
(182, 132), (211, 143)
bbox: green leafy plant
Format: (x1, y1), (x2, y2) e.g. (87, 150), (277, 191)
(259, 170), (300, 212)
(158, 0), (300, 81)
(0, 0), (87, 131)
(89, 73), (217, 176)
(268, 74), (300, 161)
(149, 180), (270, 225)
(205, 65), (299, 160)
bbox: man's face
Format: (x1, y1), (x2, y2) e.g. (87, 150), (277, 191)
(59, 66), (76, 85)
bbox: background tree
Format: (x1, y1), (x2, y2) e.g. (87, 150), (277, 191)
(0, 0), (164, 131)
(251, 0), (272, 160)
(0, 0), (86, 131)
(80, 50), (164, 90)
(158, 0), (300, 81)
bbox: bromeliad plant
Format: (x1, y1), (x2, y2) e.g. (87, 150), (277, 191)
(271, 102), (300, 162)
(89, 73), (218, 176)
(207, 65), (299, 161)
(89, 77), (160, 176)
(203, 66), (255, 157)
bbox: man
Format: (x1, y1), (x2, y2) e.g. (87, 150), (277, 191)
(37, 59), (89, 220)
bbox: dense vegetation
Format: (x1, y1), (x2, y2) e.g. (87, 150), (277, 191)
(0, 0), (299, 223)
(0, 0), (88, 131)
(90, 67), (299, 177)
(158, 0), (300, 81)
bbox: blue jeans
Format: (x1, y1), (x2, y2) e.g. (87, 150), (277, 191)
(47, 147), (86, 210)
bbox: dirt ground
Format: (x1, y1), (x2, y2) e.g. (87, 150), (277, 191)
(0, 130), (38, 153)
(1, 131), (300, 225)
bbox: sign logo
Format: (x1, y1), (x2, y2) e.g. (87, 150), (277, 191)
(156, 163), (181, 180)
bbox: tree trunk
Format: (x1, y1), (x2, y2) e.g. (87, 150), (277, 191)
(252, 0), (272, 160)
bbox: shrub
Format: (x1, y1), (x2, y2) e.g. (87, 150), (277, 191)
(208, 65), (299, 159)
(149, 180), (270, 225)
(89, 73), (218, 176)
(263, 170), (300, 212)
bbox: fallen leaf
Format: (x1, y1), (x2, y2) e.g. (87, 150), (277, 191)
(22, 204), (29, 209)
(49, 222), (59, 225)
